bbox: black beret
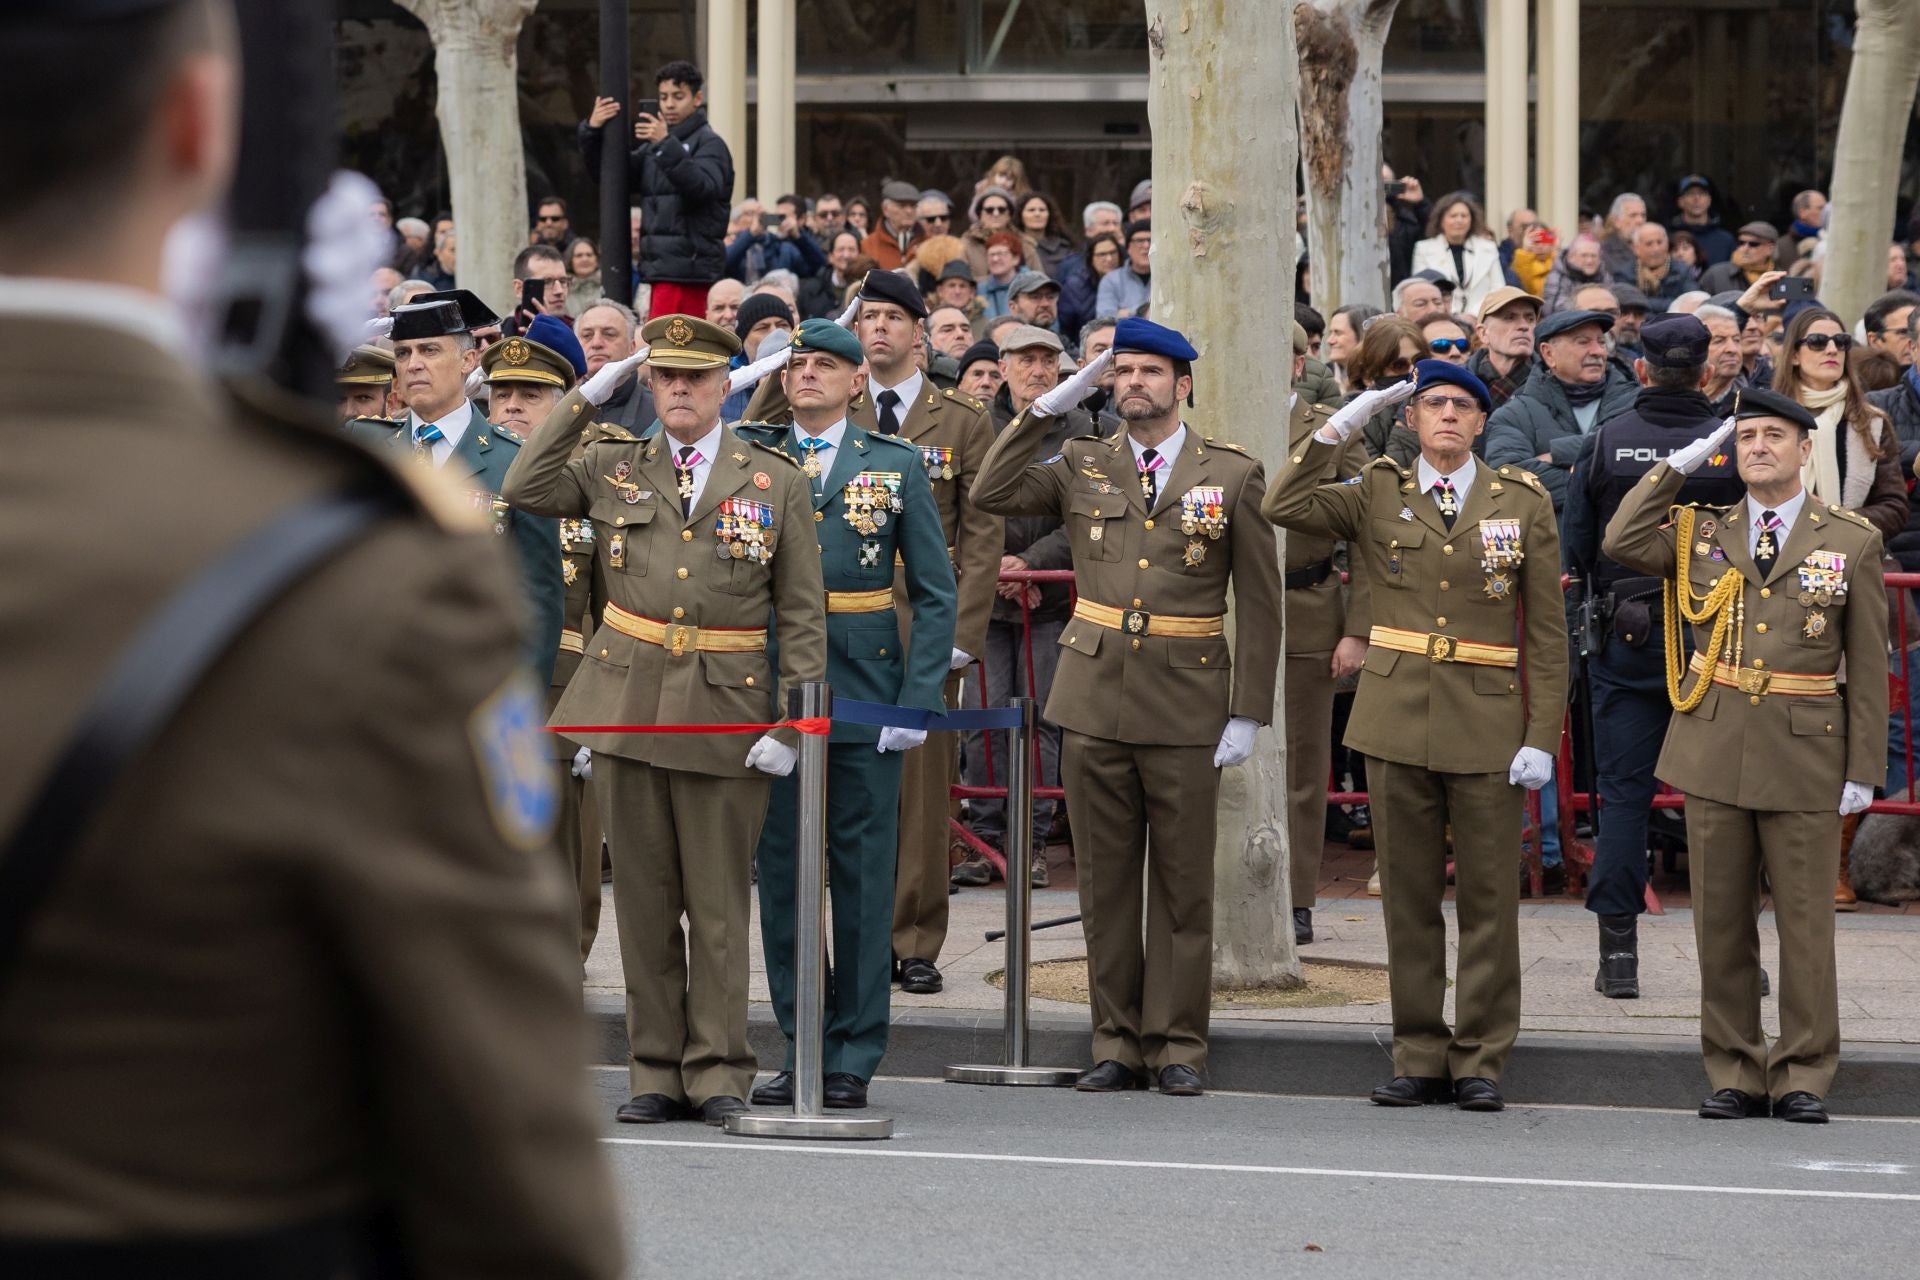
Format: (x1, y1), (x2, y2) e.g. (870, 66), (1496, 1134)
(858, 269), (929, 319)
(1639, 314), (1710, 368)
(1732, 385), (1818, 435)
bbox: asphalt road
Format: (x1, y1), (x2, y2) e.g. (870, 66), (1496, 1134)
(591, 1072), (1920, 1279)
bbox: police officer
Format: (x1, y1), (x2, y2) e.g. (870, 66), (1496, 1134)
(1605, 390), (1887, 1123)
(503, 314), (828, 1126)
(973, 318), (1284, 1098)
(0, 1), (620, 1270)
(735, 318), (958, 1111)
(1266, 361), (1567, 1113)
(336, 343), (395, 423)
(346, 293), (565, 682)
(1562, 314), (1744, 997)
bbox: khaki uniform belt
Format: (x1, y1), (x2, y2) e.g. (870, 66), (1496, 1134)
(1688, 652), (1838, 697)
(604, 601), (767, 655)
(827, 588), (895, 614)
(1073, 600), (1225, 638)
(558, 628), (585, 655)
(1369, 625), (1518, 668)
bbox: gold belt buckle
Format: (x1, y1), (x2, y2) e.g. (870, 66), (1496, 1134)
(669, 624), (697, 657)
(1736, 667), (1771, 696)
(1122, 608), (1152, 636)
(1427, 632), (1456, 663)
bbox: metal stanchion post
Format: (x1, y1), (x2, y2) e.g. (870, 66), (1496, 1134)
(947, 697), (1078, 1087)
(727, 682), (892, 1139)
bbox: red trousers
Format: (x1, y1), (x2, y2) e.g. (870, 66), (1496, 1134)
(647, 281), (712, 321)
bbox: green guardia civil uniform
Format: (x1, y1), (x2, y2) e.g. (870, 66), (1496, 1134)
(734, 325), (959, 1082)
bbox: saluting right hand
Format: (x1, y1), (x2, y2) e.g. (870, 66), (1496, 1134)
(1668, 414), (1736, 476)
(581, 346), (650, 406)
(1032, 349), (1112, 418)
(1318, 378), (1418, 444)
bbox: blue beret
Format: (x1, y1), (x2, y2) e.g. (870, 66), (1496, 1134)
(1412, 358), (1490, 413)
(1536, 308), (1614, 343)
(790, 317), (865, 365)
(858, 269), (929, 319)
(1112, 316), (1199, 362)
(524, 314), (587, 378)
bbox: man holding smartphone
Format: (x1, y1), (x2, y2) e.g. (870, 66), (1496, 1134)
(580, 59), (734, 322)
(506, 243), (571, 336)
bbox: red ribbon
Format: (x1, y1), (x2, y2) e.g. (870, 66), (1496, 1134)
(544, 717), (831, 737)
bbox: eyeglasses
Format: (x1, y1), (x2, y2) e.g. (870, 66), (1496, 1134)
(980, 204), (1010, 215)
(1736, 237), (1769, 249)
(921, 213), (951, 224)
(1428, 338), (1470, 354)
(1416, 393), (1480, 414)
(1797, 333), (1853, 353)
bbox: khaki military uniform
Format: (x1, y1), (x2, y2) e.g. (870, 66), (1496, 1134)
(1265, 445), (1567, 1084)
(0, 314), (619, 1276)
(553, 498), (609, 965)
(503, 386), (828, 1106)
(1605, 462), (1887, 1099)
(974, 411), (1284, 1074)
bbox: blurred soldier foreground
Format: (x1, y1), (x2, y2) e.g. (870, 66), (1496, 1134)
(0, 3), (621, 1275)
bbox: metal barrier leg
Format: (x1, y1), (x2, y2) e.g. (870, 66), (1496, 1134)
(946, 697), (1078, 1087)
(727, 682), (893, 1139)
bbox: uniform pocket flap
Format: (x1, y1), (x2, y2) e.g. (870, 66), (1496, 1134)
(584, 629), (632, 669)
(1059, 625), (1104, 657)
(701, 651), (769, 688)
(1472, 666), (1519, 696)
(590, 496), (657, 527)
(1070, 493), (1122, 520)
(1788, 701), (1846, 738)
(1166, 638), (1231, 670)
(1370, 518), (1425, 547)
(843, 625), (900, 661)
(1360, 645), (1400, 678)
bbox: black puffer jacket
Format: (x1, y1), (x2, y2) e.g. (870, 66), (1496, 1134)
(579, 107), (733, 285)
(1868, 377), (1920, 570)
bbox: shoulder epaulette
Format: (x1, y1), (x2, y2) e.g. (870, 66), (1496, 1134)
(1364, 455), (1409, 478)
(1828, 503), (1876, 530)
(1202, 436), (1250, 454)
(492, 426), (526, 447)
(1495, 464), (1545, 492)
(864, 432), (920, 458)
(347, 414), (405, 433)
(943, 387), (985, 411)
(588, 421), (638, 443)
(1066, 432), (1106, 445)
(749, 438), (803, 469)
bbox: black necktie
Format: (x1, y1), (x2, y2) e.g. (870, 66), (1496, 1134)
(1755, 509), (1781, 579)
(876, 389), (901, 435)
(1434, 476), (1459, 530)
(1139, 447), (1159, 506)
(675, 445), (701, 517)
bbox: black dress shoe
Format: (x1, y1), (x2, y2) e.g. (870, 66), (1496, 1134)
(699, 1096), (749, 1126)
(750, 1072), (793, 1106)
(1157, 1064), (1204, 1096)
(1370, 1076), (1453, 1107)
(1455, 1077), (1505, 1111)
(1774, 1091), (1830, 1124)
(823, 1073), (868, 1109)
(1698, 1087), (1769, 1120)
(1293, 907), (1313, 945)
(1075, 1060), (1146, 1092)
(615, 1093), (685, 1124)
(899, 957), (943, 994)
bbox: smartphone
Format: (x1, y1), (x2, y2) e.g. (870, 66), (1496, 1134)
(1384, 179), (1407, 199)
(1536, 227), (1557, 246)
(1770, 276), (1815, 302)
(760, 212), (784, 232)
(520, 278), (546, 312)
(636, 98), (659, 120)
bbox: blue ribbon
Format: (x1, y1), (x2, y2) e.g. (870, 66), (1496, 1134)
(832, 698), (1024, 733)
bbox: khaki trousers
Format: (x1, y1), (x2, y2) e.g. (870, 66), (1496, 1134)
(1683, 794), (1842, 1099)
(553, 762), (606, 965)
(1061, 730), (1219, 1073)
(1285, 652), (1336, 910)
(1368, 757), (1522, 1082)
(892, 671), (963, 964)
(600, 756), (769, 1105)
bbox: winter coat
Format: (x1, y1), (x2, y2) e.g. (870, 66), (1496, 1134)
(1541, 251), (1605, 315)
(1869, 375), (1920, 570)
(1483, 361), (1639, 510)
(1410, 234), (1505, 315)
(578, 107), (733, 285)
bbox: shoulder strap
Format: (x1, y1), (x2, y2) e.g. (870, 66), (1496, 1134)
(0, 486), (402, 989)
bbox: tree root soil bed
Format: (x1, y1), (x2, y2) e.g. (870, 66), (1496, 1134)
(995, 956), (1391, 1008)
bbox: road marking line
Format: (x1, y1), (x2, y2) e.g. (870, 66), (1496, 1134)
(599, 1138), (1920, 1202)
(1793, 1160), (1911, 1175)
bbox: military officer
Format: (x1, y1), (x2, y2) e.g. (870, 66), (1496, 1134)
(735, 317), (958, 1111)
(503, 314), (828, 1126)
(1605, 388), (1887, 1124)
(346, 296), (564, 682)
(0, 1), (620, 1271)
(1265, 360), (1567, 1113)
(972, 317), (1284, 1098)
(335, 342), (395, 423)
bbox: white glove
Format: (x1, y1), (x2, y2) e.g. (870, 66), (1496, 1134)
(365, 315), (394, 339)
(1211, 716), (1259, 769)
(1839, 781), (1874, 817)
(745, 734), (797, 777)
(581, 347), (649, 405)
(834, 296), (862, 328)
(1316, 379), (1419, 444)
(1668, 415), (1736, 476)
(1508, 746), (1555, 791)
(949, 648), (973, 671)
(160, 210), (228, 358)
(727, 341), (793, 393)
(463, 364), (486, 398)
(570, 746), (593, 780)
(876, 726), (928, 753)
(1032, 349), (1114, 417)
(302, 170), (393, 360)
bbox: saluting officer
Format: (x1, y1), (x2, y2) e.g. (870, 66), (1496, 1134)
(1605, 389), (1886, 1124)
(1265, 361), (1567, 1113)
(335, 342), (395, 423)
(734, 318), (958, 1111)
(346, 292), (564, 682)
(502, 314), (829, 1127)
(972, 317), (1284, 1098)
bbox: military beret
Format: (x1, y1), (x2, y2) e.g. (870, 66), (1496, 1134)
(1732, 384), (1818, 435)
(1639, 314), (1710, 368)
(1537, 308), (1615, 343)
(408, 288), (499, 331)
(1008, 271), (1060, 300)
(641, 313), (740, 370)
(337, 344), (395, 385)
(858, 269), (929, 319)
(483, 332), (577, 390)
(1413, 358), (1491, 413)
(523, 313), (586, 377)
(388, 299), (466, 342)
(1112, 316), (1198, 362)
(789, 317), (864, 365)
(958, 340), (1001, 378)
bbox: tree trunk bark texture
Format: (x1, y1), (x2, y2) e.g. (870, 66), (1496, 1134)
(1295, 0), (1400, 313)
(1825, 0), (1920, 327)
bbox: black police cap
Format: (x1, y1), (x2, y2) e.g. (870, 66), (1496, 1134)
(1732, 385), (1818, 436)
(389, 300), (467, 343)
(857, 269), (929, 319)
(1639, 314), (1710, 368)
(410, 288), (500, 331)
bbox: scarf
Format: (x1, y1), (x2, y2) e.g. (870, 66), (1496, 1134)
(1799, 380), (1851, 508)
(1561, 374), (1608, 407)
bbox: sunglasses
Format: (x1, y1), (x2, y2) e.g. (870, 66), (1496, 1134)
(980, 204), (1010, 215)
(921, 213), (951, 223)
(1797, 333), (1853, 353)
(1736, 237), (1770, 249)
(1429, 338), (1470, 354)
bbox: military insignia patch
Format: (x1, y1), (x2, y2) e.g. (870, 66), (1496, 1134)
(502, 338), (530, 366)
(666, 316), (694, 346)
(468, 671), (558, 851)
(1042, 454), (1063, 464)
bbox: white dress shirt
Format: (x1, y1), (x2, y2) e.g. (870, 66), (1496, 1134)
(407, 401), (472, 467)
(1747, 488), (1807, 558)
(665, 421), (725, 513)
(791, 418), (850, 489)
(867, 369), (924, 432)
(1128, 423), (1187, 501)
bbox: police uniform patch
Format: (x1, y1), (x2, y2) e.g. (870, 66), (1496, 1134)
(468, 670), (558, 851)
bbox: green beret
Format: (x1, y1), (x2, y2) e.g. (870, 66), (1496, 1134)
(789, 317), (865, 366)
